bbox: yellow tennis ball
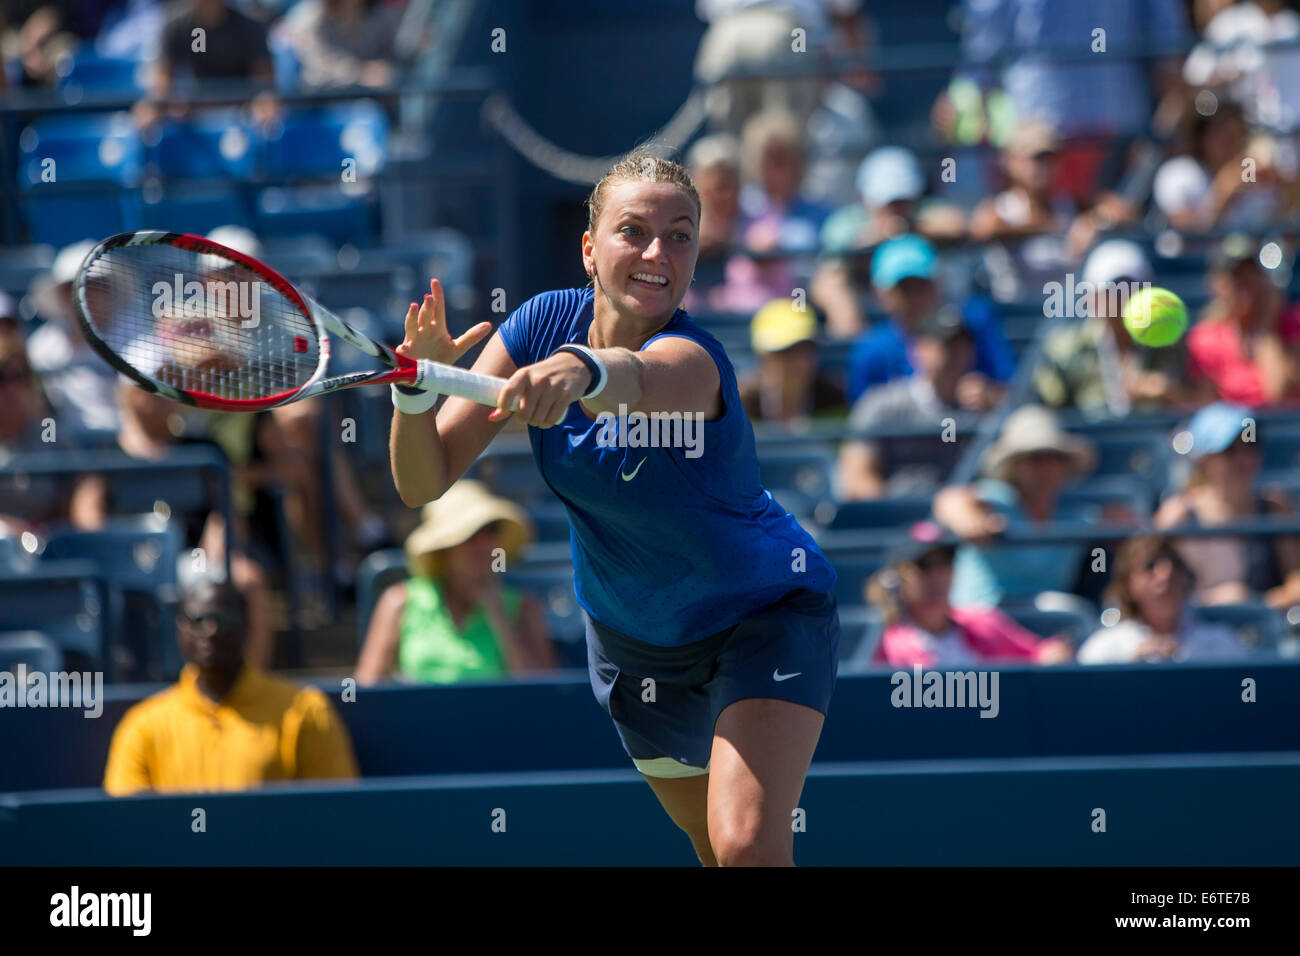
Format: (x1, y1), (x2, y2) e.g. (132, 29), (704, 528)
(1123, 287), (1187, 348)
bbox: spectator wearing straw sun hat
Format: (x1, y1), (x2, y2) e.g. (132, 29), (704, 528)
(933, 404), (1101, 608)
(738, 298), (845, 427)
(355, 480), (556, 685)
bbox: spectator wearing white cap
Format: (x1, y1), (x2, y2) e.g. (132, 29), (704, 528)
(1152, 101), (1285, 233)
(25, 239), (121, 441)
(1033, 239), (1196, 417)
(812, 147), (965, 338)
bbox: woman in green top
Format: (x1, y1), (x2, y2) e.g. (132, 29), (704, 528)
(355, 480), (556, 684)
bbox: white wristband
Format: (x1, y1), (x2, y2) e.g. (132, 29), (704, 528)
(391, 383), (438, 415)
(556, 344), (608, 399)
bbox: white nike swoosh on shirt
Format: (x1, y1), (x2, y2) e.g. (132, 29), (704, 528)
(773, 669), (801, 682)
(568, 432), (585, 448)
(620, 458), (646, 481)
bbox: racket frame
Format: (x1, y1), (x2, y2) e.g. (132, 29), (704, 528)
(73, 231), (509, 412)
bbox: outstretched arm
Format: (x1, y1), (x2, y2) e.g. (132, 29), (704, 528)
(389, 278), (507, 508)
(488, 334), (723, 428)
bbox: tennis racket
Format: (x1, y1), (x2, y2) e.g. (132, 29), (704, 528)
(72, 230), (510, 412)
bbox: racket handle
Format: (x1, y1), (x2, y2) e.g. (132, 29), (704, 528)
(413, 359), (515, 409)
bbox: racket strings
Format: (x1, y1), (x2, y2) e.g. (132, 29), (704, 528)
(80, 243), (320, 402)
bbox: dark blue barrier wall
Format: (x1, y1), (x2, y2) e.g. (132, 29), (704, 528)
(3, 754), (1298, 865)
(3, 664), (1297, 792)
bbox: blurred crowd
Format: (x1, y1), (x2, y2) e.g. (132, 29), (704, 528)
(681, 0), (1300, 671)
(5, 0), (1300, 799)
(1, 0), (416, 96)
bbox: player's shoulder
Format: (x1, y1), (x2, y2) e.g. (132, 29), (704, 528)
(517, 287), (592, 320)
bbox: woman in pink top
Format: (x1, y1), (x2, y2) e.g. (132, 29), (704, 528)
(863, 524), (1075, 669)
(1186, 234), (1300, 407)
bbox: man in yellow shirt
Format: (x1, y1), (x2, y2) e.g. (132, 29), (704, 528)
(104, 579), (359, 795)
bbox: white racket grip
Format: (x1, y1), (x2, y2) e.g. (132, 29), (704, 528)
(413, 359), (514, 409)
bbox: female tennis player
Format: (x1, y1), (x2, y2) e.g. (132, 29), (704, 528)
(389, 152), (839, 867)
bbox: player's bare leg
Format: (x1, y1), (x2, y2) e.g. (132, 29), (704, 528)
(644, 773), (717, 866)
(708, 698), (824, 866)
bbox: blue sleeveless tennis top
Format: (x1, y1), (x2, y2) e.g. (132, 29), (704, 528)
(497, 288), (835, 647)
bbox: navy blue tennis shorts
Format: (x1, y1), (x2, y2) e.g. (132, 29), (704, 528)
(585, 588), (840, 778)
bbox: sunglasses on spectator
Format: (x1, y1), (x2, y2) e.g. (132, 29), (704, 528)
(178, 611), (241, 633)
(916, 551), (954, 572)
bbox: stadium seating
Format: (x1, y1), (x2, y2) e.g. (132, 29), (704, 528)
(0, 631), (64, 674)
(150, 110), (259, 181)
(1004, 606), (1098, 644)
(1194, 602), (1287, 651)
(40, 518), (185, 681)
(17, 112), (142, 245)
(0, 561), (108, 675)
(820, 496), (935, 534)
(1087, 432), (1172, 495)
(55, 54), (147, 98)
(758, 448), (836, 518)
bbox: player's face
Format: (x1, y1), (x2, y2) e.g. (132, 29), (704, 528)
(584, 180), (699, 321)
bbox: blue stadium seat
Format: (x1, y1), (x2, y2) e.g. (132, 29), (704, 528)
(758, 449), (836, 518)
(18, 113), (141, 244)
(19, 112), (142, 186)
(21, 194), (132, 247)
(1059, 476), (1153, 519)
(56, 54), (146, 97)
(40, 519), (185, 680)
(1087, 433), (1170, 494)
(835, 604), (886, 672)
(470, 452), (549, 504)
(0, 562), (108, 674)
(41, 518), (182, 595)
(256, 185), (377, 242)
(355, 548), (409, 650)
(821, 496), (934, 533)
(150, 112), (259, 180)
(827, 553), (888, 607)
(1257, 426), (1300, 481)
(306, 268), (396, 311)
(0, 535), (23, 573)
(261, 102), (389, 179)
(1193, 603), (1285, 652)
(0, 243), (55, 297)
(1003, 607), (1098, 644)
(501, 566), (584, 665)
(0, 631), (64, 673)
(529, 500), (572, 543)
(137, 185), (256, 234)
(101, 460), (217, 519)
